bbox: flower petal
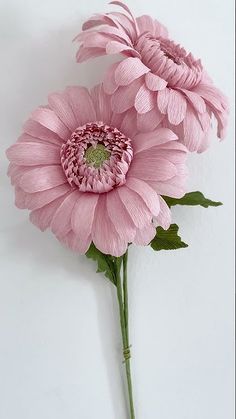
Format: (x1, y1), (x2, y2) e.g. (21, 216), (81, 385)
(51, 190), (81, 238)
(29, 195), (67, 232)
(23, 120), (62, 146)
(126, 177), (160, 216)
(66, 86), (96, 126)
(128, 157), (177, 181)
(111, 78), (143, 113)
(48, 92), (78, 132)
(92, 194), (127, 256)
(20, 166), (67, 193)
(167, 90), (187, 125)
(6, 143), (60, 166)
(24, 184), (71, 210)
(133, 223), (156, 246)
(31, 108), (71, 140)
(137, 108), (164, 132)
(155, 196), (171, 230)
(157, 88), (170, 114)
(103, 62), (120, 94)
(145, 72), (167, 91)
(133, 128), (178, 154)
(115, 57), (149, 86)
(135, 84), (156, 114)
(179, 88), (206, 114)
(71, 193), (98, 239)
(106, 189), (136, 242)
(117, 186), (152, 229)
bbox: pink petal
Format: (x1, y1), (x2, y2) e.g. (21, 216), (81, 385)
(119, 108), (137, 138)
(109, 1), (136, 23)
(135, 145), (186, 165)
(155, 196), (171, 230)
(81, 13), (116, 31)
(51, 190), (80, 238)
(137, 108), (164, 132)
(106, 41), (139, 57)
(167, 90), (187, 125)
(66, 86), (96, 126)
(135, 84), (156, 114)
(71, 193), (98, 239)
(6, 143), (60, 166)
(31, 108), (71, 140)
(145, 72), (167, 91)
(183, 107), (204, 151)
(192, 83), (228, 112)
(48, 92), (78, 132)
(111, 78), (143, 113)
(76, 46), (106, 63)
(106, 189), (136, 242)
(133, 128), (178, 154)
(157, 88), (171, 114)
(15, 186), (28, 209)
(103, 62), (120, 94)
(24, 184), (71, 210)
(20, 166), (67, 193)
(179, 88), (206, 114)
(29, 195), (67, 232)
(23, 120), (63, 146)
(133, 223), (156, 246)
(128, 157), (177, 181)
(115, 57), (149, 86)
(62, 231), (91, 254)
(117, 186), (152, 229)
(90, 84), (112, 123)
(136, 14), (156, 35)
(92, 194), (127, 256)
(126, 177), (160, 216)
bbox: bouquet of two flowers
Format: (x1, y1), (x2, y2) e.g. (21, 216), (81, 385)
(6, 2), (228, 418)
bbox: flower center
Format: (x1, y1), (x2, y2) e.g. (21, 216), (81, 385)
(60, 122), (133, 193)
(85, 144), (110, 168)
(135, 34), (202, 89)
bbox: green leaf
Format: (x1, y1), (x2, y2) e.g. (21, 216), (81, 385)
(86, 243), (117, 285)
(150, 224), (188, 251)
(163, 191), (222, 208)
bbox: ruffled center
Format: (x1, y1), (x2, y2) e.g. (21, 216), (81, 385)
(136, 34), (203, 89)
(60, 122), (133, 193)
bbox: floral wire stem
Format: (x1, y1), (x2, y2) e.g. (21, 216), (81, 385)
(115, 250), (135, 419)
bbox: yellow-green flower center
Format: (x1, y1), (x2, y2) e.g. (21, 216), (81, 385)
(85, 144), (111, 168)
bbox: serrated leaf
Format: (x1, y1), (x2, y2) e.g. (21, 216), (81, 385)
(150, 224), (188, 251)
(86, 243), (117, 285)
(163, 191), (222, 208)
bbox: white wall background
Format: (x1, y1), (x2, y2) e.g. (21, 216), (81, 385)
(0, 0), (234, 418)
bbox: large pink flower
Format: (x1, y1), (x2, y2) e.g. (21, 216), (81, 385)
(6, 84), (187, 257)
(75, 1), (229, 152)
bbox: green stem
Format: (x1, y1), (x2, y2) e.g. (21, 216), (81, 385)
(115, 251), (135, 419)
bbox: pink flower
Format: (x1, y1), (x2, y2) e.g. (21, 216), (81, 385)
(75, 1), (229, 152)
(6, 84), (187, 256)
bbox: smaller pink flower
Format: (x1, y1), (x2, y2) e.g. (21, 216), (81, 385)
(6, 84), (187, 257)
(75, 1), (229, 152)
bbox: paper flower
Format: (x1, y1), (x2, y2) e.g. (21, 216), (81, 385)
(75, 1), (229, 152)
(6, 84), (188, 257)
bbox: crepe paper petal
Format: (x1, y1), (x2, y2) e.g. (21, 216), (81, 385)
(106, 189), (136, 242)
(115, 57), (149, 86)
(145, 72), (167, 91)
(20, 166), (67, 193)
(135, 84), (156, 114)
(167, 90), (187, 125)
(133, 223), (156, 246)
(51, 191), (81, 238)
(155, 196), (171, 230)
(126, 177), (160, 216)
(92, 194), (127, 256)
(71, 193), (98, 239)
(6, 143), (60, 166)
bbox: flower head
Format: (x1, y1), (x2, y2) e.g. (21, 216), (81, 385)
(6, 84), (187, 256)
(75, 1), (229, 152)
